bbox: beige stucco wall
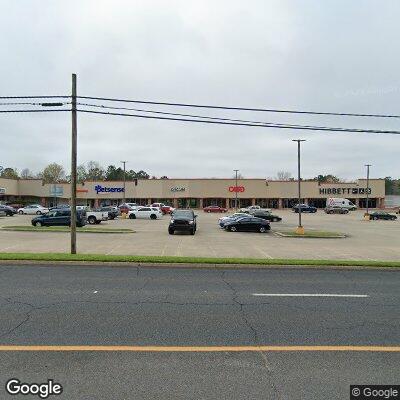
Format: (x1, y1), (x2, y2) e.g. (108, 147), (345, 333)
(1, 178), (386, 199)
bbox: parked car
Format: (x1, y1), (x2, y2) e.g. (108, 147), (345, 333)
(18, 204), (50, 215)
(95, 206), (118, 220)
(203, 205), (228, 213)
(128, 207), (163, 220)
(252, 211), (282, 222)
(292, 204), (317, 213)
(31, 209), (87, 227)
(151, 203), (175, 214)
(369, 211), (397, 221)
(0, 210), (6, 217)
(324, 206), (349, 214)
(218, 213), (249, 228)
(168, 209), (197, 235)
(118, 204), (132, 214)
(224, 216), (271, 233)
(0, 204), (16, 216)
(86, 210), (109, 224)
(49, 204), (70, 211)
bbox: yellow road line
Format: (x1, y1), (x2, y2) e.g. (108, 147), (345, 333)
(0, 345), (399, 352)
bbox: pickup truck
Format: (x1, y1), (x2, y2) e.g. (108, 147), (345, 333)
(239, 205), (271, 214)
(86, 210), (109, 224)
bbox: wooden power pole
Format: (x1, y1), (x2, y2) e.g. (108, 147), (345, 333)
(70, 74), (77, 254)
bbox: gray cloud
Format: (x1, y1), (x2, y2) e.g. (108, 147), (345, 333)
(1, 0), (399, 179)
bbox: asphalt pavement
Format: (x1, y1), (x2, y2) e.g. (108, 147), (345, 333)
(0, 264), (399, 399)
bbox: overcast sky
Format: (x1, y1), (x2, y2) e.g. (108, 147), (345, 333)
(1, 0), (399, 180)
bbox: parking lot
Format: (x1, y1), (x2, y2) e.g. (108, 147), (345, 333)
(0, 209), (399, 260)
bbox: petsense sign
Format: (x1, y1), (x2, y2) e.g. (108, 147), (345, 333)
(95, 184), (124, 194)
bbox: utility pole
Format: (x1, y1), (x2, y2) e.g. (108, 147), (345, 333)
(234, 169), (239, 211)
(121, 161), (127, 204)
(365, 164), (372, 218)
(292, 139), (306, 234)
(70, 74), (77, 254)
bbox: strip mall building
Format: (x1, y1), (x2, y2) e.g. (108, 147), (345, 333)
(0, 177), (386, 209)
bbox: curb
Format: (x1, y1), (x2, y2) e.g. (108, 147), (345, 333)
(0, 260), (398, 271)
(274, 232), (346, 239)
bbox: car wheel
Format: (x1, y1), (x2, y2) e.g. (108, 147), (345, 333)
(18, 210), (23, 214)
(190, 229), (195, 235)
(129, 214), (136, 219)
(150, 214), (157, 220)
(259, 226), (267, 233)
(229, 226), (237, 232)
(34, 221), (42, 227)
(36, 210), (42, 215)
(168, 228), (174, 235)
(273, 218), (278, 222)
(88, 216), (96, 224)
(373, 216), (378, 220)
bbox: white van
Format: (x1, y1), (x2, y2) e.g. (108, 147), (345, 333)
(326, 198), (357, 210)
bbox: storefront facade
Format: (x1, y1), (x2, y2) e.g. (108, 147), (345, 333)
(0, 177), (386, 209)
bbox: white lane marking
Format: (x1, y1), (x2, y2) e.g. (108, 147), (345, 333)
(93, 291), (98, 294)
(252, 293), (369, 298)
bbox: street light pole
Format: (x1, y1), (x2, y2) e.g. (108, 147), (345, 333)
(292, 139), (306, 234)
(234, 169), (239, 211)
(365, 164), (372, 217)
(121, 161), (127, 204)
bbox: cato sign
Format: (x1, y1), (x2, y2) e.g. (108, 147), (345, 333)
(228, 186), (245, 193)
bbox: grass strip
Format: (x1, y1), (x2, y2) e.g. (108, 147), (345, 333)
(0, 226), (134, 234)
(0, 253), (399, 268)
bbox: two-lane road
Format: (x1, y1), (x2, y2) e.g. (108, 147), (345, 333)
(0, 264), (399, 399)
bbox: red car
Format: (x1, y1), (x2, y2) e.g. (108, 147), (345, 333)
(203, 205), (228, 213)
(151, 203), (175, 214)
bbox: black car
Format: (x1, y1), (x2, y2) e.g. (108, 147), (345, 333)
(292, 204), (317, 213)
(0, 205), (16, 216)
(252, 211), (282, 222)
(96, 206), (119, 220)
(168, 209), (197, 235)
(369, 211), (397, 221)
(224, 216), (271, 233)
(31, 209), (87, 227)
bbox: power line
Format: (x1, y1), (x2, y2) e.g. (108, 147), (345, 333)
(0, 101), (71, 106)
(78, 109), (400, 135)
(0, 95), (70, 99)
(77, 95), (400, 119)
(77, 102), (318, 128)
(0, 109), (71, 113)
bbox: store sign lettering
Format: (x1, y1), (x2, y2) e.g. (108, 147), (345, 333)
(95, 185), (124, 194)
(229, 186), (245, 193)
(171, 187), (185, 192)
(319, 187), (371, 195)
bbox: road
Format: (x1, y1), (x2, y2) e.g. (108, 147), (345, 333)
(0, 264), (399, 399)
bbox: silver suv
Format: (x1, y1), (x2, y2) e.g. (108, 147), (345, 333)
(324, 206), (349, 214)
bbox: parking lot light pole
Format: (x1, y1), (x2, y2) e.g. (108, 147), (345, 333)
(365, 164), (372, 219)
(292, 139), (306, 235)
(70, 73), (77, 254)
(121, 161), (127, 204)
(234, 169), (239, 211)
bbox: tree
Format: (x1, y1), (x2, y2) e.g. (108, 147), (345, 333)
(105, 165), (124, 180)
(39, 163), (65, 183)
(20, 168), (33, 179)
(77, 164), (87, 183)
(313, 174), (340, 183)
(135, 170), (150, 179)
(276, 171), (292, 181)
(86, 161), (105, 180)
(0, 167), (19, 179)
